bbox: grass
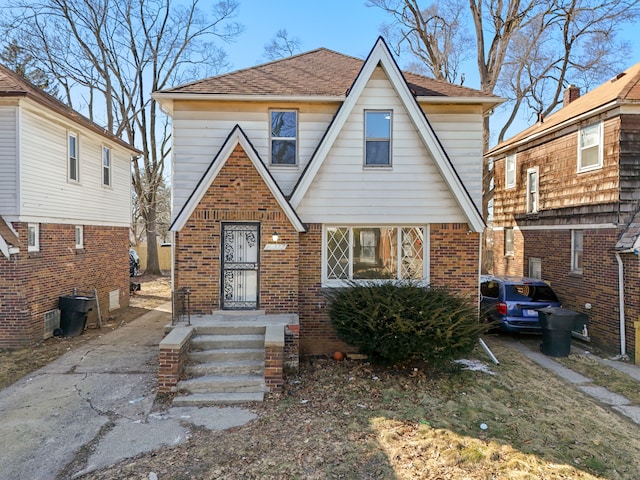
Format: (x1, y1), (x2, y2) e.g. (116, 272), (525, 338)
(79, 339), (640, 480)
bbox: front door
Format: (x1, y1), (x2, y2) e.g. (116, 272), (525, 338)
(221, 223), (259, 310)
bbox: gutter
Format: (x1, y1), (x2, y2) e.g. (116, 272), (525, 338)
(614, 250), (631, 358)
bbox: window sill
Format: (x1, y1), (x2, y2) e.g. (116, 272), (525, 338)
(504, 253), (515, 258)
(75, 248), (86, 254)
(363, 165), (392, 170)
(568, 270), (583, 278)
(27, 251), (41, 258)
(270, 164), (299, 169)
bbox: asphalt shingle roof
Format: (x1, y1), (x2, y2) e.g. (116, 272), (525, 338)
(159, 48), (497, 100)
(0, 64), (140, 153)
(487, 61), (640, 155)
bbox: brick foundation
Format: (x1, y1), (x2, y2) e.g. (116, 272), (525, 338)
(158, 326), (194, 394)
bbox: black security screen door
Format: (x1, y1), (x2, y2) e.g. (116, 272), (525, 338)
(221, 223), (260, 310)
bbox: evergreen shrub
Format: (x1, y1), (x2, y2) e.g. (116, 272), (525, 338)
(325, 282), (483, 367)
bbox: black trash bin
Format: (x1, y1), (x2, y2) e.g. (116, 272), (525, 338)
(59, 295), (94, 337)
(537, 307), (587, 357)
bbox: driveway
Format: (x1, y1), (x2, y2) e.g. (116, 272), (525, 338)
(0, 303), (256, 479)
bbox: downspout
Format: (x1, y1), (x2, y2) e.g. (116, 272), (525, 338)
(614, 252), (627, 357)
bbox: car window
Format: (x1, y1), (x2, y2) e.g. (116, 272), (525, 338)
(505, 284), (558, 302)
(481, 281), (499, 298)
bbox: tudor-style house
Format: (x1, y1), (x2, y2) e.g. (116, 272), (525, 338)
(487, 63), (640, 360)
(0, 64), (140, 347)
(154, 38), (502, 356)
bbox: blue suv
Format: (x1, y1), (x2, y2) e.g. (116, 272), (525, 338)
(480, 275), (561, 333)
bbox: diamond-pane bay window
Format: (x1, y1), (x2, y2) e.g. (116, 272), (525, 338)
(325, 226), (426, 283)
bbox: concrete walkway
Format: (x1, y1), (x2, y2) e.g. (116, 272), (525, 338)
(505, 339), (640, 425)
(0, 303), (256, 480)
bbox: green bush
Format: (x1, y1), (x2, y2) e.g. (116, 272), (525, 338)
(324, 282), (484, 368)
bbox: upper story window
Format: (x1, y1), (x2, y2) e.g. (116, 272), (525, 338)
(28, 223), (39, 252)
(270, 110), (297, 165)
(505, 154), (516, 188)
(102, 146), (111, 187)
(571, 230), (583, 273)
(578, 122), (603, 172)
(526, 167), (539, 213)
(68, 133), (79, 182)
(75, 225), (84, 249)
(365, 110), (391, 166)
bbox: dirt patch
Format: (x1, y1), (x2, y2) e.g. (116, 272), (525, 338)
(0, 275), (171, 390)
(78, 339), (640, 480)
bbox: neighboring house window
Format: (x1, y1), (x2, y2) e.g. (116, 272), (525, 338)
(578, 122), (603, 172)
(270, 110), (297, 165)
(69, 133), (79, 182)
(504, 228), (514, 256)
(28, 223), (39, 252)
(365, 110), (391, 166)
(325, 226), (425, 282)
(572, 230), (583, 273)
(526, 167), (539, 213)
(75, 225), (84, 249)
(102, 146), (111, 186)
(529, 258), (542, 279)
(505, 154), (516, 188)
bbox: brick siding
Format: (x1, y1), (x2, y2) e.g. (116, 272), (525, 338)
(0, 223), (130, 348)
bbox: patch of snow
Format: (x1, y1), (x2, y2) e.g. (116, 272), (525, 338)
(454, 359), (497, 376)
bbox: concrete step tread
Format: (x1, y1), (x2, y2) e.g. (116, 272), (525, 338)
(173, 392), (265, 405)
(179, 374), (264, 385)
(186, 359), (264, 368)
(192, 334), (265, 342)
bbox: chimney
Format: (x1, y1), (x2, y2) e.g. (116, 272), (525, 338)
(563, 84), (580, 107)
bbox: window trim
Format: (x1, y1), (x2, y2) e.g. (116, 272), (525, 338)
(102, 145), (112, 187)
(364, 110), (392, 167)
(75, 225), (84, 249)
(27, 223), (40, 252)
(322, 225), (429, 286)
(571, 229), (584, 274)
(68, 132), (79, 183)
(269, 109), (298, 166)
(577, 122), (603, 173)
(505, 154), (516, 189)
(504, 227), (514, 256)
(526, 167), (539, 214)
(529, 257), (542, 279)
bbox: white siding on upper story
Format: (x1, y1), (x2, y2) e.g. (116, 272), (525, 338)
(423, 104), (484, 211)
(295, 73), (471, 224)
(0, 104), (18, 215)
(171, 101), (337, 220)
(17, 102), (131, 226)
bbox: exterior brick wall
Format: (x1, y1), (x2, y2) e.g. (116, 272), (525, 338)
(0, 223), (129, 348)
(429, 224), (480, 304)
(522, 227), (637, 358)
(264, 343), (284, 392)
(174, 144), (299, 315)
(158, 328), (194, 394)
(297, 223), (481, 356)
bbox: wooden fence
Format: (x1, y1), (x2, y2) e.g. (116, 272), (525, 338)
(132, 243), (171, 272)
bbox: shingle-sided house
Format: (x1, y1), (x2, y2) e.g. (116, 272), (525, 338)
(154, 38), (502, 356)
(486, 62), (640, 360)
(0, 64), (140, 347)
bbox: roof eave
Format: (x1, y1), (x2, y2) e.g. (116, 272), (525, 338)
(416, 95), (506, 108)
(152, 92), (347, 103)
(486, 100), (620, 158)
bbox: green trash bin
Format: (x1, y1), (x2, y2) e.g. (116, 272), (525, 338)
(537, 307), (587, 357)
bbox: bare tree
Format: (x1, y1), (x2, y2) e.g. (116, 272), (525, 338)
(3, 0), (243, 274)
(263, 29), (302, 61)
(0, 39), (59, 96)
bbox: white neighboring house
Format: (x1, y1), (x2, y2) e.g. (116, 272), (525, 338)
(0, 64), (141, 347)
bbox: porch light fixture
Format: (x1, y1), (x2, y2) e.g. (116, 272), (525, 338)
(272, 232), (279, 243)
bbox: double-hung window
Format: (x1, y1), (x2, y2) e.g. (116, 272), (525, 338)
(526, 167), (539, 213)
(270, 110), (297, 165)
(578, 122), (603, 172)
(68, 133), (79, 182)
(505, 154), (516, 188)
(325, 226), (425, 283)
(572, 230), (583, 273)
(102, 146), (111, 187)
(365, 110), (391, 166)
(28, 223), (39, 252)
